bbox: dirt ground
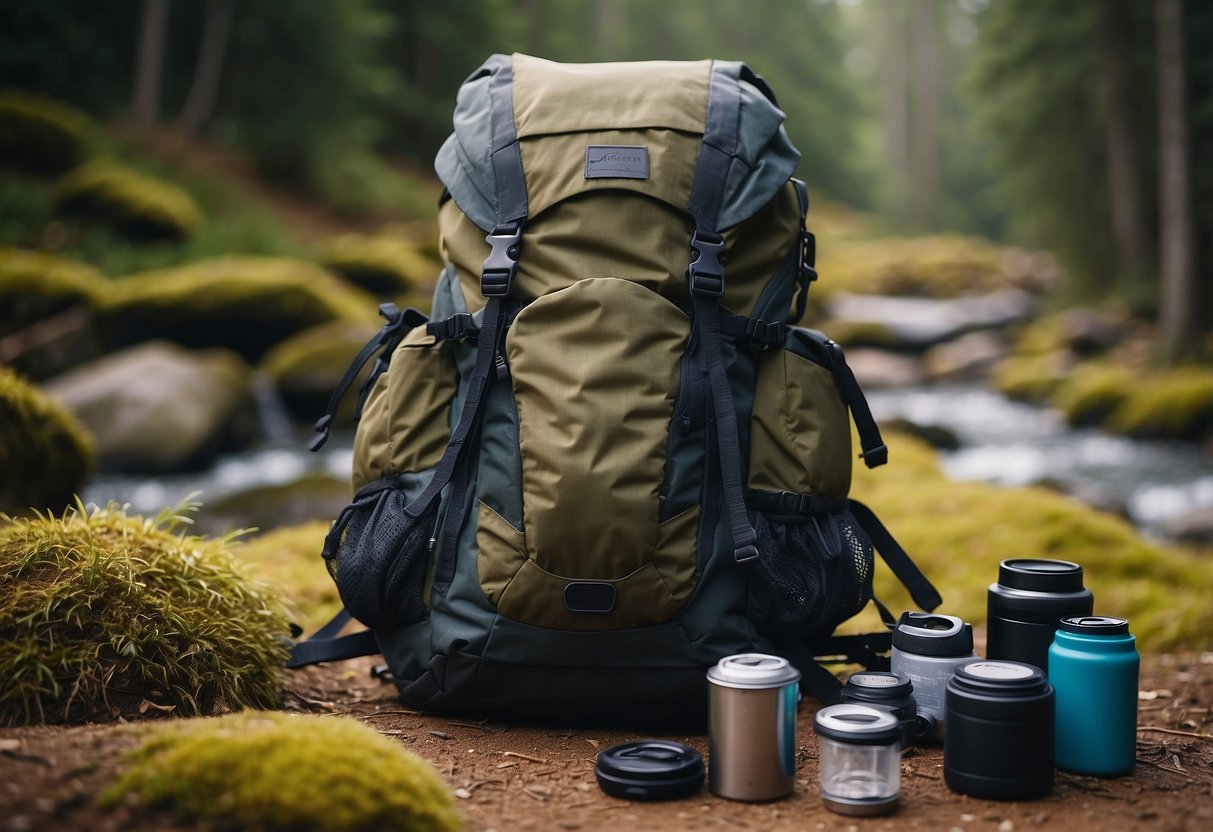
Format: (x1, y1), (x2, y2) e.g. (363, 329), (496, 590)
(2, 647), (1211, 832)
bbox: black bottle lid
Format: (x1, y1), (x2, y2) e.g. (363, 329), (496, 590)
(891, 611), (974, 657)
(595, 740), (704, 801)
(951, 660), (1049, 694)
(1059, 615), (1130, 635)
(843, 671), (914, 702)
(997, 558), (1085, 593)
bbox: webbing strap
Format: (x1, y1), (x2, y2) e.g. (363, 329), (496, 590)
(686, 62), (757, 563)
(286, 608), (381, 669)
(308, 304), (426, 452)
(791, 178), (816, 326)
(848, 499), (943, 612)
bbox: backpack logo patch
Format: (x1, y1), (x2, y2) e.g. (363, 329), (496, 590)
(585, 145), (649, 180)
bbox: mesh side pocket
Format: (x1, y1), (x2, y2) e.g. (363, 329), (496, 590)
(749, 507), (874, 640)
(322, 483), (438, 629)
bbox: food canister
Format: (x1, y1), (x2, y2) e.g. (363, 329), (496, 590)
(944, 660), (1055, 801)
(707, 653), (801, 801)
(1049, 616), (1139, 776)
(986, 558), (1093, 674)
(890, 611), (976, 740)
(840, 671), (924, 751)
(813, 704), (901, 816)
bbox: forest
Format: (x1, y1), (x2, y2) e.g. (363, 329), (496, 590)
(2, 0), (1208, 360)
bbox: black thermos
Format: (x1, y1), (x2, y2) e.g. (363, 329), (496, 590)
(986, 558), (1093, 674)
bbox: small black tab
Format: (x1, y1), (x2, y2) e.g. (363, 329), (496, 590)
(481, 222), (524, 297)
(734, 544), (759, 563)
(309, 414), (334, 451)
(860, 443), (889, 468)
(688, 230), (726, 297)
(494, 354), (509, 381)
(427, 312), (476, 342)
(564, 581), (617, 614)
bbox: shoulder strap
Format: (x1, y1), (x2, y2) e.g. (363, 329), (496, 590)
(286, 608), (381, 669)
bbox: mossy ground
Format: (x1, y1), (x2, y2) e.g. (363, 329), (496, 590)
(0, 365), (93, 514)
(0, 501), (289, 725)
(845, 430), (1213, 651)
(99, 711), (463, 832)
(54, 159), (203, 243)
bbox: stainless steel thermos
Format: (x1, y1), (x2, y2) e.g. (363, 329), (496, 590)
(944, 660), (1055, 801)
(707, 653), (800, 801)
(986, 558), (1093, 673)
(1049, 616), (1139, 776)
(890, 612), (977, 739)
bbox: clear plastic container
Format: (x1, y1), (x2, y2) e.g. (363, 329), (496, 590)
(813, 704), (900, 816)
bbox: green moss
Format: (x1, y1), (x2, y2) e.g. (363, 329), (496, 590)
(0, 365), (94, 514)
(99, 256), (380, 362)
(0, 501), (289, 725)
(259, 319), (379, 422)
(815, 234), (1020, 299)
(1053, 362), (1133, 426)
(100, 711), (463, 832)
(991, 351), (1071, 402)
(0, 246), (104, 337)
(53, 159), (203, 243)
(236, 521), (340, 635)
(0, 91), (90, 175)
(316, 230), (441, 296)
(843, 430), (1213, 651)
(1105, 367), (1213, 440)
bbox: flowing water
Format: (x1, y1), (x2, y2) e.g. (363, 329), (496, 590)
(85, 386), (1213, 542)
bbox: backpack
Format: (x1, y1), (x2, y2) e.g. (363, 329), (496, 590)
(289, 54), (941, 724)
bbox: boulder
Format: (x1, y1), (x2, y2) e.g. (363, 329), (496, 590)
(825, 288), (1037, 351)
(882, 418), (961, 451)
(259, 320), (379, 425)
(193, 474), (351, 539)
(844, 348), (926, 389)
(1060, 307), (1128, 357)
(924, 331), (1008, 382)
(43, 341), (257, 473)
(1163, 506), (1213, 547)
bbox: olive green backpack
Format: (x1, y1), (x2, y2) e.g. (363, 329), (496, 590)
(289, 54), (940, 722)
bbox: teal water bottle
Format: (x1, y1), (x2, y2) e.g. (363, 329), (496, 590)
(1049, 616), (1139, 776)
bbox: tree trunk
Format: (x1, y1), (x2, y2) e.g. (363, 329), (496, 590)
(883, 1), (911, 224)
(178, 0), (235, 137)
(1098, 0), (1148, 290)
(132, 0), (169, 126)
(910, 0), (940, 229)
(1155, 0), (1197, 363)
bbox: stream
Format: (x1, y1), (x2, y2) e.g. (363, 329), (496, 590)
(84, 385), (1212, 543)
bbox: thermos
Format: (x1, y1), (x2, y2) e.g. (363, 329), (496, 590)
(813, 704), (901, 817)
(987, 558), (1093, 674)
(1049, 616), (1139, 776)
(840, 671), (924, 751)
(944, 660), (1055, 801)
(890, 612), (977, 739)
(707, 653), (800, 801)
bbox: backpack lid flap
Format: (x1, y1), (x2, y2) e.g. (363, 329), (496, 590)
(435, 54), (800, 233)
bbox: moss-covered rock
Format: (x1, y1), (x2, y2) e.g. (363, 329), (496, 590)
(0, 365), (93, 514)
(1053, 362), (1134, 426)
(100, 711), (464, 832)
(236, 520), (339, 634)
(1105, 368), (1213, 441)
(0, 246), (103, 331)
(99, 256), (379, 362)
(316, 230), (441, 296)
(259, 319), (379, 424)
(815, 235), (1056, 300)
(845, 430), (1213, 651)
(53, 158), (203, 243)
(0, 502), (290, 725)
(196, 475), (351, 543)
(991, 351), (1074, 403)
(0, 91), (90, 175)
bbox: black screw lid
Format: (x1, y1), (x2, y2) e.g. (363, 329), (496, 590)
(595, 740), (704, 801)
(997, 558), (1085, 593)
(843, 671), (914, 701)
(892, 611), (974, 657)
(950, 660), (1049, 695)
(1059, 615), (1130, 635)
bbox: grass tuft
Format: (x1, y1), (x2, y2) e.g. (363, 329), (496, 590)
(99, 711), (464, 832)
(0, 499), (289, 725)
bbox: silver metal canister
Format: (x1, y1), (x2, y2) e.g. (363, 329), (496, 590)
(707, 653), (801, 801)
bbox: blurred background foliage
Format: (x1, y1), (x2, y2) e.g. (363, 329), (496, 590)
(0, 0), (1208, 359)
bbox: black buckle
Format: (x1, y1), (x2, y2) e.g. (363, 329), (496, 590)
(799, 229), (818, 283)
(426, 312), (476, 342)
(688, 230), (726, 297)
(481, 222), (523, 297)
(744, 317), (783, 350)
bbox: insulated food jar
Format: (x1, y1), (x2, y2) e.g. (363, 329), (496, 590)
(987, 558), (1093, 674)
(813, 704), (901, 816)
(840, 671), (924, 751)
